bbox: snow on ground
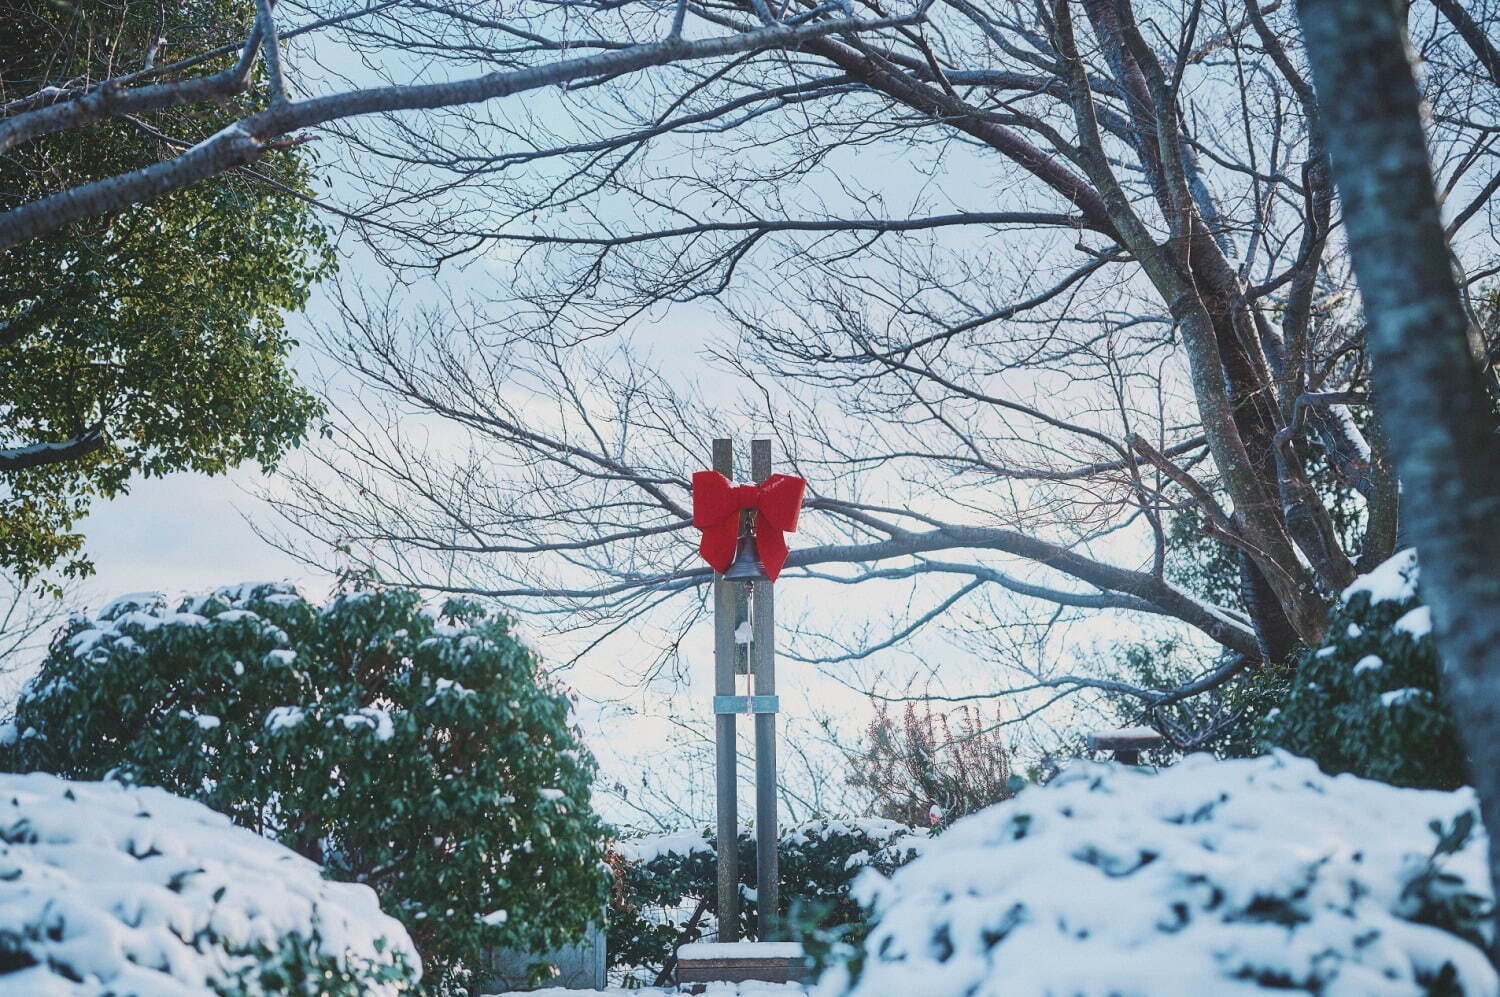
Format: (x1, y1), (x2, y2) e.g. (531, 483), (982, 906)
(0, 771), (417, 994)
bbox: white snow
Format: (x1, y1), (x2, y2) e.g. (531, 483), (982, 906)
(1353, 654), (1386, 674)
(214, 581), (296, 604)
(265, 649), (298, 666)
(0, 772), (417, 993)
(66, 628), (108, 655)
(214, 609), (261, 624)
(679, 942), (805, 960)
(481, 909), (509, 925)
(488, 986), (805, 997)
(1342, 548), (1419, 605)
(1395, 606), (1434, 638)
(97, 592), (167, 621)
(616, 818), (925, 867)
(779, 817), (921, 847)
(427, 678), (475, 705)
(265, 706), (306, 732)
(180, 711), (222, 731)
(1093, 724), (1160, 740)
(615, 827), (711, 863)
(822, 752), (1496, 997)
(340, 707), (396, 741)
(735, 621), (754, 645)
(1380, 687), (1431, 708)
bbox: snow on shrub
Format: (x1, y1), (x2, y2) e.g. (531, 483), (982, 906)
(4, 585), (608, 994)
(0, 771), (417, 994)
(1261, 549), (1466, 789)
(820, 753), (1494, 996)
(609, 819), (924, 980)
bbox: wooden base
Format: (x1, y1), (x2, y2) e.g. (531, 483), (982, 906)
(676, 942), (807, 992)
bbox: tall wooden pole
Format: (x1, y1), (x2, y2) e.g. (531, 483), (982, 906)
(711, 438), (740, 941)
(750, 438), (779, 937)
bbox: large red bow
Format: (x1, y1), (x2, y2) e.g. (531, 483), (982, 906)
(691, 470), (806, 582)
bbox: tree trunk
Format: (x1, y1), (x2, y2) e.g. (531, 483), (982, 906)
(1297, 0), (1500, 943)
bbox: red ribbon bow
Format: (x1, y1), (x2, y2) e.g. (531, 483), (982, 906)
(691, 470), (807, 582)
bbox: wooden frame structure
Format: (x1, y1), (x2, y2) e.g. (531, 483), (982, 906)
(710, 437), (780, 941)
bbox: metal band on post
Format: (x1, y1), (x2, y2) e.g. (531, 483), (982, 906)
(712, 695), (780, 714)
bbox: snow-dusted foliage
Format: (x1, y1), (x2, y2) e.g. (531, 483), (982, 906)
(0, 771), (416, 994)
(4, 585), (608, 994)
(1260, 550), (1465, 789)
(489, 985), (808, 996)
(821, 753), (1494, 996)
(608, 819), (924, 979)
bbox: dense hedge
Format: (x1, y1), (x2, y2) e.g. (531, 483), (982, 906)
(0, 772), (418, 994)
(824, 753), (1493, 996)
(608, 818), (924, 981)
(3, 584), (608, 993)
(1259, 550), (1467, 789)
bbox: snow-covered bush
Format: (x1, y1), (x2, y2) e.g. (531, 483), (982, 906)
(0, 771), (417, 994)
(821, 753), (1494, 996)
(1261, 550), (1466, 789)
(608, 819), (924, 979)
(4, 585), (608, 994)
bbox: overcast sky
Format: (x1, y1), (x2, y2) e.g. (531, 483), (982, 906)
(75, 468), (331, 608)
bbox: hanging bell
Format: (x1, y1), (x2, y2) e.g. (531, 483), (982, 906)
(722, 525), (769, 581)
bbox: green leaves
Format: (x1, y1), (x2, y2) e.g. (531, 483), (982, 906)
(607, 819), (923, 980)
(1259, 553), (1467, 790)
(4, 583), (608, 994)
(0, 1), (333, 580)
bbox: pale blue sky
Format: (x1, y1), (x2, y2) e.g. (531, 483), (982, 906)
(75, 468), (331, 609)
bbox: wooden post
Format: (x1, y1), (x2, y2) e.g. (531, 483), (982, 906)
(750, 438), (779, 938)
(712, 438), (740, 942)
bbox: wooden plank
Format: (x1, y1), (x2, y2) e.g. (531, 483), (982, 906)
(677, 942), (806, 987)
(677, 960), (805, 986)
(712, 437), (740, 943)
(750, 438), (779, 939)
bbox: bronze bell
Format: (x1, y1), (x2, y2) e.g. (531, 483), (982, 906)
(722, 525), (769, 581)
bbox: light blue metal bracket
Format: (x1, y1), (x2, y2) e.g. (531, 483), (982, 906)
(713, 694), (780, 715)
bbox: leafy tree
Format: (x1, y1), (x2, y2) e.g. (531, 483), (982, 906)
(1094, 425), (1372, 756)
(1094, 636), (1288, 763)
(3, 584), (608, 994)
(0, 0), (332, 580)
(1261, 551), (1467, 790)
